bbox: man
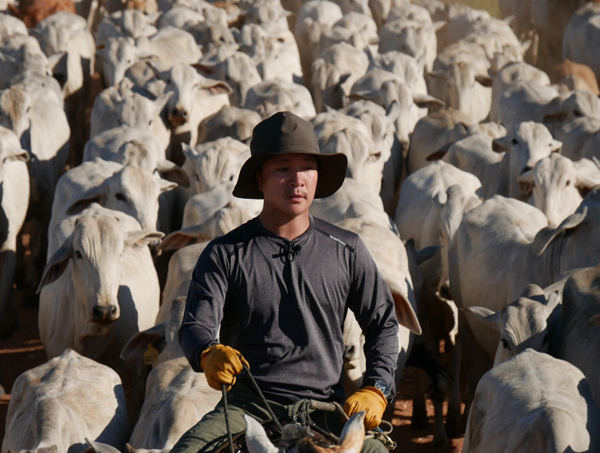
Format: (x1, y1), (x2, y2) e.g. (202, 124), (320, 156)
(172, 111), (404, 453)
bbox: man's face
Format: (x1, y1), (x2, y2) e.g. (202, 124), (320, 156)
(256, 154), (318, 219)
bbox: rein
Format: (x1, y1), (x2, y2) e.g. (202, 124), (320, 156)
(221, 366), (398, 452)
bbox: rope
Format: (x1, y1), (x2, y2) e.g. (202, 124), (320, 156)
(221, 366), (397, 452)
(221, 384), (235, 453)
(242, 364), (284, 432)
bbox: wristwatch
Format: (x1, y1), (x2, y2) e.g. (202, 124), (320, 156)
(365, 379), (391, 400)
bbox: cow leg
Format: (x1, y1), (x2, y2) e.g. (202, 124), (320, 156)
(411, 367), (429, 429)
(0, 249), (18, 339)
(445, 330), (462, 438)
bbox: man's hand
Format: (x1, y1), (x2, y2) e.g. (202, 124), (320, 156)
(201, 344), (249, 391)
(343, 386), (388, 430)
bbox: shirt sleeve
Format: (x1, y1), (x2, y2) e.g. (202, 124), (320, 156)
(179, 242), (229, 372)
(346, 237), (400, 400)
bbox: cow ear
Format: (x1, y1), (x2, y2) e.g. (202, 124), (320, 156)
(492, 135), (510, 152)
(413, 93), (445, 110)
(574, 158), (600, 191)
(157, 159), (190, 188)
(475, 74), (494, 88)
(158, 225), (211, 253)
(84, 438), (122, 453)
(415, 245), (442, 266)
(181, 142), (198, 161)
(426, 147), (449, 162)
(462, 306), (502, 356)
(392, 292), (422, 335)
(244, 415), (279, 453)
(37, 241), (72, 293)
(4, 148), (29, 163)
(549, 139), (562, 153)
(205, 80), (233, 96)
(125, 230), (165, 248)
(155, 91), (173, 112)
(120, 322), (167, 361)
(532, 206), (588, 256)
(159, 178), (178, 193)
(517, 169), (535, 194)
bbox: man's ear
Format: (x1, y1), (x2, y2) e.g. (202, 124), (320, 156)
(255, 170), (262, 192)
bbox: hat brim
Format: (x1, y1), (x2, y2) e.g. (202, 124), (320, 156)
(232, 152), (348, 199)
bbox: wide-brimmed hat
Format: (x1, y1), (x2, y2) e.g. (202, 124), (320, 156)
(232, 111), (348, 199)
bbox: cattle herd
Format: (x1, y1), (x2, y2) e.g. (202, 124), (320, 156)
(2, 0), (600, 451)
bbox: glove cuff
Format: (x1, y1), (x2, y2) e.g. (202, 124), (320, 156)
(200, 344), (220, 369)
(362, 386), (388, 408)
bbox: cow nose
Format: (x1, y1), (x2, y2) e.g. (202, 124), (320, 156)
(92, 305), (119, 322)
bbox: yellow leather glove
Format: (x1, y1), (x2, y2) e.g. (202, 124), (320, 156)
(343, 386), (388, 430)
(201, 344), (249, 391)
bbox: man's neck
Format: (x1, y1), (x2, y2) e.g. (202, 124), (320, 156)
(258, 211), (311, 241)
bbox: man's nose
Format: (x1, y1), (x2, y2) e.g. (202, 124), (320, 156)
(289, 170), (305, 186)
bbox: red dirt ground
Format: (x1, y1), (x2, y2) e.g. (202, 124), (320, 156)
(0, 306), (465, 452)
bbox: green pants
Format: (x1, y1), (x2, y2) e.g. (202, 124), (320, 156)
(170, 383), (389, 453)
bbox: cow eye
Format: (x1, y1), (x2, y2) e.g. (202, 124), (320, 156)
(74, 250), (83, 259)
(501, 338), (509, 349)
(543, 334), (549, 345)
(368, 152), (381, 163)
(574, 110), (583, 117)
(511, 138), (518, 146)
(566, 179), (572, 187)
(116, 193), (127, 201)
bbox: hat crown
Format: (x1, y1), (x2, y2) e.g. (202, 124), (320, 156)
(250, 111), (320, 156)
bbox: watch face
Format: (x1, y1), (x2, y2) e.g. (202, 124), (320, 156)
(372, 380), (390, 398)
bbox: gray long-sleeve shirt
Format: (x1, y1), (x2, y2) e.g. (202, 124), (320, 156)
(179, 215), (399, 403)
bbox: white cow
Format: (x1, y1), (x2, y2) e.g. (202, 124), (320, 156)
(446, 190), (600, 431)
(32, 11), (96, 159)
(518, 153), (600, 226)
(555, 263), (600, 409)
(438, 123), (561, 202)
(1, 349), (130, 453)
(490, 61), (552, 124)
(340, 100), (400, 215)
(181, 183), (262, 230)
(395, 160), (482, 291)
(463, 286), (562, 367)
(118, 296), (221, 453)
(196, 44), (262, 107)
(236, 23), (303, 84)
(428, 41), (493, 124)
(406, 107), (475, 175)
(96, 9), (159, 47)
(90, 84), (172, 150)
(495, 80), (560, 131)
(154, 63), (231, 152)
(463, 350), (600, 453)
(39, 204), (163, 420)
(318, 12), (379, 56)
(0, 72), (70, 293)
(563, 2), (600, 82)
(349, 68), (444, 149)
(310, 42), (370, 112)
(181, 138), (249, 196)
(0, 126), (29, 340)
(49, 159), (178, 252)
(311, 110), (385, 194)
(293, 0), (343, 87)
(243, 79), (316, 120)
(196, 106), (261, 145)
(40, 204), (162, 359)
(127, 356), (221, 453)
